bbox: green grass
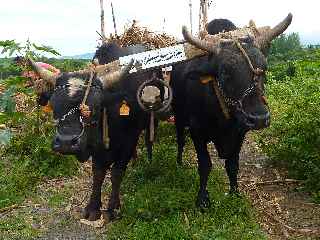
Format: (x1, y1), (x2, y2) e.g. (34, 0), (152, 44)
(0, 214), (39, 240)
(0, 114), (79, 210)
(257, 57), (320, 202)
(48, 192), (68, 208)
(104, 123), (266, 239)
(0, 123), (266, 240)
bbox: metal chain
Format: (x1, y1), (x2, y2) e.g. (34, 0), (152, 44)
(59, 107), (80, 122)
(205, 38), (266, 120)
(53, 67), (98, 128)
(54, 83), (88, 92)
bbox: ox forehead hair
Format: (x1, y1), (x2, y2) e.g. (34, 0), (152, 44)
(67, 77), (86, 97)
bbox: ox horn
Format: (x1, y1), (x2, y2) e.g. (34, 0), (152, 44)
(255, 13), (293, 50)
(68, 59), (134, 89)
(182, 26), (232, 54)
(99, 59), (134, 89)
(27, 58), (57, 86)
(182, 25), (216, 52)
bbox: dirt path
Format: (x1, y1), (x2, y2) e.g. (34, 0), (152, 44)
(1, 134), (319, 240)
(237, 135), (320, 240)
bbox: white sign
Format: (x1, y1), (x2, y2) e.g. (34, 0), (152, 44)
(119, 44), (186, 73)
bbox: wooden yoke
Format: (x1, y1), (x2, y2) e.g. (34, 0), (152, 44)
(117, 43), (207, 74)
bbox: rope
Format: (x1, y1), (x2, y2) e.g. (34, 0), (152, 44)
(202, 75), (230, 120)
(200, 38), (265, 120)
(81, 69), (94, 106)
(233, 38), (264, 75)
(79, 66), (95, 118)
(211, 77), (230, 119)
(103, 108), (109, 148)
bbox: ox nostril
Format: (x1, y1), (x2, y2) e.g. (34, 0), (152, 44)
(247, 112), (270, 129)
(54, 136), (60, 145)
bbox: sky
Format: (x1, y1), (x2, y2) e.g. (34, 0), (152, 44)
(0, 0), (319, 56)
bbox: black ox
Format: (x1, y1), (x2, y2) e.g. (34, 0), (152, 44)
(31, 42), (166, 221)
(171, 14), (292, 209)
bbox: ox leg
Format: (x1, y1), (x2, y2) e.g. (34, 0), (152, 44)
(223, 130), (244, 194)
(104, 167), (124, 221)
(225, 155), (240, 194)
(132, 147), (138, 160)
(106, 132), (140, 220)
(191, 130), (212, 209)
(83, 148), (113, 221)
(175, 117), (185, 165)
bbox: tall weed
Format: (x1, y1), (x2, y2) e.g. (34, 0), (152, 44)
(257, 57), (320, 201)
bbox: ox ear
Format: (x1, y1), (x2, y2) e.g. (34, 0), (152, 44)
(27, 58), (57, 86)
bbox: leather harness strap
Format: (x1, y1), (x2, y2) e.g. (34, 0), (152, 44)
(201, 75), (231, 119)
(200, 38), (265, 120)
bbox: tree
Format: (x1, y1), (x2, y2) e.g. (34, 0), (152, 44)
(269, 32), (302, 56)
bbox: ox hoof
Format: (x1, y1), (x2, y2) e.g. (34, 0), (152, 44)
(102, 209), (120, 223)
(229, 187), (240, 196)
(196, 190), (210, 210)
(176, 158), (183, 166)
(82, 206), (102, 221)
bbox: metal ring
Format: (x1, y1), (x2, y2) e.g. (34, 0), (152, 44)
(136, 78), (173, 113)
(56, 118), (85, 142)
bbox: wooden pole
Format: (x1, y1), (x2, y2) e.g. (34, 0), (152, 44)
(202, 0), (208, 28)
(163, 18), (166, 32)
(100, 0), (106, 41)
(198, 3), (202, 33)
(189, 0), (193, 35)
(111, 2), (118, 37)
(199, 0), (208, 37)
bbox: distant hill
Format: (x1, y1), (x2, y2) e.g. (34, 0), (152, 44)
(61, 52), (94, 59)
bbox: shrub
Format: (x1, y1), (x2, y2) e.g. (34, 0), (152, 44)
(0, 41), (81, 209)
(257, 57), (320, 201)
(0, 114), (79, 209)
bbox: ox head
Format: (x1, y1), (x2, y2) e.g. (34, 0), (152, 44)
(183, 13), (292, 130)
(29, 58), (133, 160)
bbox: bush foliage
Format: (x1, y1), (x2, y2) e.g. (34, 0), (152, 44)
(0, 40), (81, 209)
(257, 44), (320, 201)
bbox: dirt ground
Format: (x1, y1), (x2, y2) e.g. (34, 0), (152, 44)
(1, 133), (319, 240)
(237, 135), (320, 240)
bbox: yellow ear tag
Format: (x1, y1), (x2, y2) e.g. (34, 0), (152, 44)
(119, 101), (130, 116)
(42, 103), (52, 113)
(200, 75), (215, 84)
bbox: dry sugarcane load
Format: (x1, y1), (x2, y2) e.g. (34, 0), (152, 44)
(106, 20), (177, 49)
